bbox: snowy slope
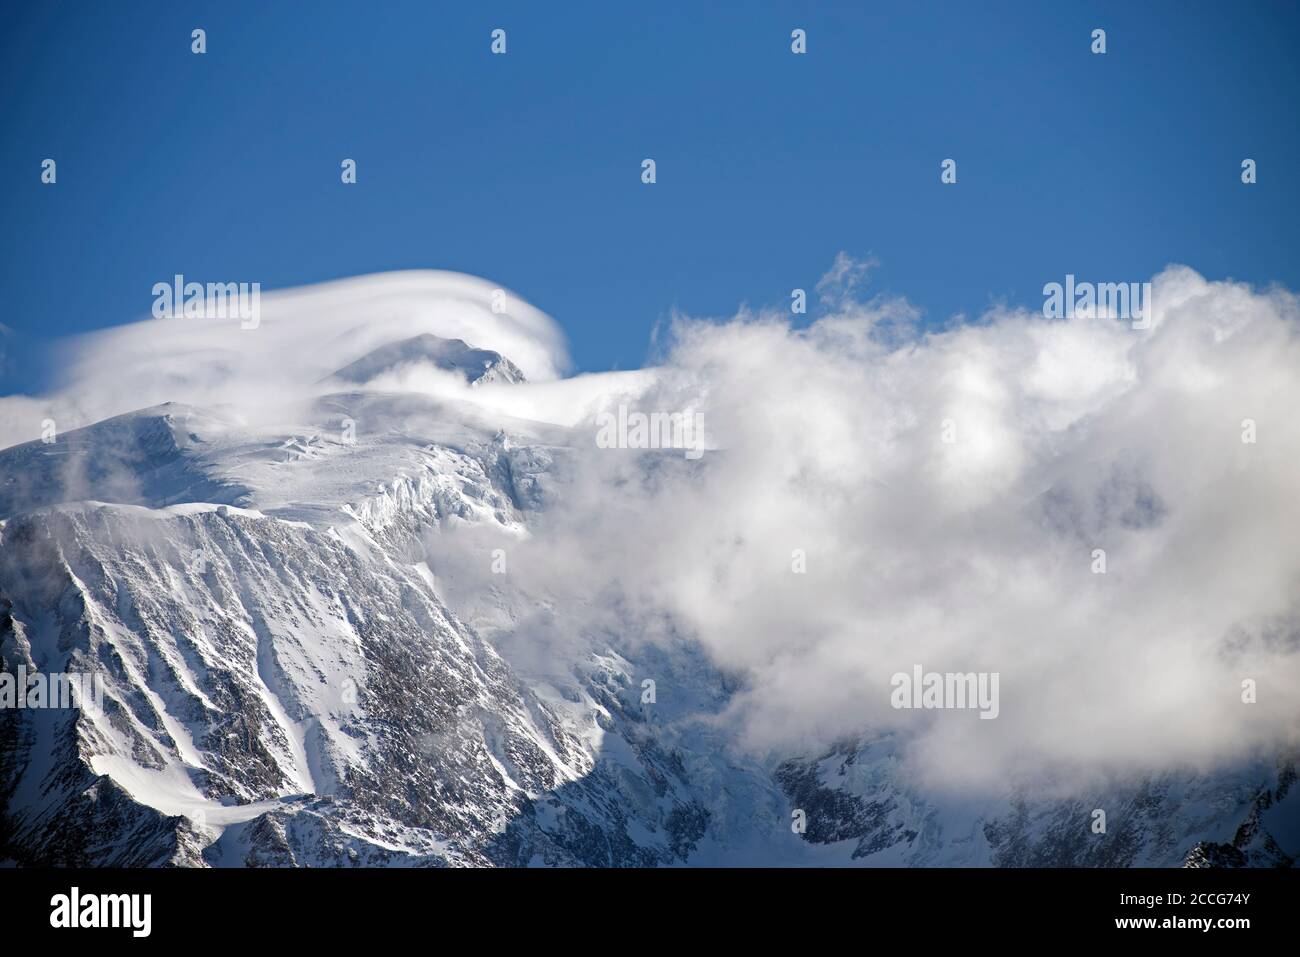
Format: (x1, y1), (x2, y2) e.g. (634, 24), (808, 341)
(0, 387), (770, 865)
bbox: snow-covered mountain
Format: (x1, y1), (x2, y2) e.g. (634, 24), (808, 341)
(326, 334), (527, 388)
(1, 278), (1295, 867)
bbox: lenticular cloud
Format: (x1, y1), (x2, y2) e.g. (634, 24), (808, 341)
(0, 270), (570, 448)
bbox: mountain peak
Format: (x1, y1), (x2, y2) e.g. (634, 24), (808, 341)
(327, 333), (526, 387)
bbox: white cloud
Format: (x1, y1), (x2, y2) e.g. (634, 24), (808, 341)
(480, 260), (1300, 792)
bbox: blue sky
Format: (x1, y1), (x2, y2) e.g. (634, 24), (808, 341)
(2, 0), (1298, 392)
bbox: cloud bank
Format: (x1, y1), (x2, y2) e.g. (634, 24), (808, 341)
(476, 261), (1300, 792)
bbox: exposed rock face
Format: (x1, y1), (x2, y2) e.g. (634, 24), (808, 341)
(775, 737), (1297, 867)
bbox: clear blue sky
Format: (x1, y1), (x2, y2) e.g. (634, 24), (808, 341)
(2, 1), (1298, 393)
